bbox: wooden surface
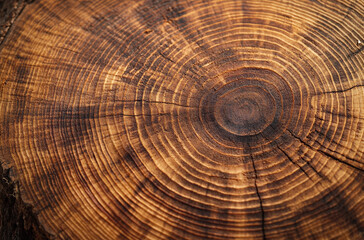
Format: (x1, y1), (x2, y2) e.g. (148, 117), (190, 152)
(0, 0), (27, 45)
(1, 0), (364, 239)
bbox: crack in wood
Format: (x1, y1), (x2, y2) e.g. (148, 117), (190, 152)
(276, 145), (312, 180)
(318, 84), (364, 94)
(250, 155), (266, 240)
(114, 99), (198, 108)
(287, 129), (363, 173)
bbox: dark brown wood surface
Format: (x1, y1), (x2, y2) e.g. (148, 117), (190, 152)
(1, 1), (52, 239)
(1, 0), (364, 239)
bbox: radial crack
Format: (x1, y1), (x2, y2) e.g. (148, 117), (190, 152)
(319, 109), (362, 119)
(276, 145), (312, 180)
(115, 112), (171, 117)
(287, 130), (363, 173)
(158, 50), (176, 63)
(250, 155), (266, 240)
(114, 99), (198, 108)
(307, 132), (364, 163)
(348, 45), (364, 58)
(319, 84), (364, 94)
(317, 149), (363, 172)
(285, 130), (328, 179)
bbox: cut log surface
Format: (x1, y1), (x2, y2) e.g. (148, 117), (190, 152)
(1, 0), (364, 239)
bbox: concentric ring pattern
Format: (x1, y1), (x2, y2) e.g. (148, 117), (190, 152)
(0, 0), (364, 239)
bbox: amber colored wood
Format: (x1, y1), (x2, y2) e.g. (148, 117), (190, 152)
(1, 0), (364, 239)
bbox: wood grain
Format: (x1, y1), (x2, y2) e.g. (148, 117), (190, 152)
(1, 0), (364, 239)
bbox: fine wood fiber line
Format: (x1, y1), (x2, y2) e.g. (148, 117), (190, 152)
(0, 0), (363, 239)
